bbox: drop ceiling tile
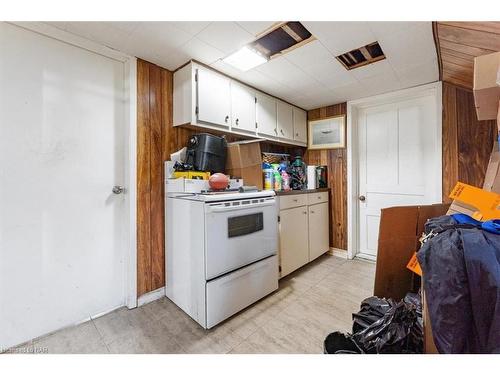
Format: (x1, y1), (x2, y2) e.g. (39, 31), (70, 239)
(329, 81), (366, 102)
(284, 40), (334, 69)
(300, 59), (356, 89)
(236, 21), (279, 37)
(234, 69), (275, 91)
(255, 57), (311, 88)
(368, 22), (421, 39)
(104, 22), (141, 35)
(169, 21), (211, 36)
(196, 22), (254, 54)
(395, 58), (439, 88)
(378, 22), (436, 71)
(178, 38), (225, 66)
(358, 70), (402, 97)
(210, 60), (244, 78)
(303, 21), (377, 55)
(54, 22), (135, 53)
(128, 22), (193, 50)
(349, 59), (396, 80)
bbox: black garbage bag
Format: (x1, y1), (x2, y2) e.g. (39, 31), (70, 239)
(351, 293), (423, 354)
(323, 332), (364, 354)
(352, 296), (393, 333)
(324, 292), (423, 354)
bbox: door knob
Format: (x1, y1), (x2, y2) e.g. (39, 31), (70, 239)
(359, 195), (366, 202)
(112, 185), (125, 194)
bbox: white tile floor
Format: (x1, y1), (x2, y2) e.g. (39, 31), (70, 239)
(9, 254), (375, 354)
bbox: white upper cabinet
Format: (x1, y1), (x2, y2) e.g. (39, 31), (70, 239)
(256, 92), (277, 137)
(173, 62), (307, 146)
(293, 107), (307, 144)
(277, 101), (294, 140)
(196, 67), (231, 128)
(230, 81), (256, 133)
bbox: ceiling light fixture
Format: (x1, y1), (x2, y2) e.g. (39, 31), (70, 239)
(222, 46), (268, 71)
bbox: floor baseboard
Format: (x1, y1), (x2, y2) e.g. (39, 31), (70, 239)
(328, 247), (348, 259)
(137, 287), (165, 307)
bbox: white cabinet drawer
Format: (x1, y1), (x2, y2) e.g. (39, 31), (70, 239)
(279, 194), (308, 210)
(308, 191), (328, 205)
(206, 255), (278, 328)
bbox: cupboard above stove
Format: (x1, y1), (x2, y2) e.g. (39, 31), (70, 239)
(173, 61), (307, 147)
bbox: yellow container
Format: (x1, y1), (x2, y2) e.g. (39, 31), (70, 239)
(173, 171), (210, 180)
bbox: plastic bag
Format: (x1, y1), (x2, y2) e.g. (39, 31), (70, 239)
(352, 296), (393, 333)
(351, 293), (423, 354)
(324, 292), (423, 354)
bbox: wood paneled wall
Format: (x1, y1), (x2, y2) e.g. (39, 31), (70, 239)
(442, 81), (497, 202)
(434, 22), (500, 88)
(304, 103), (347, 250)
(137, 59), (203, 297)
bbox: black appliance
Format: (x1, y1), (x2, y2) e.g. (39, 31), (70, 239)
(185, 133), (227, 173)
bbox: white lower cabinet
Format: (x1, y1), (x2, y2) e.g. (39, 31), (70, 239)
(279, 192), (330, 277)
(279, 206), (309, 277)
(308, 202), (330, 261)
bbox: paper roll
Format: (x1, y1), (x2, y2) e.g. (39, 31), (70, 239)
(307, 165), (317, 190)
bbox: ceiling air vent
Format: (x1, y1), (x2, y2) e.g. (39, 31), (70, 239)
(249, 22), (314, 59)
(336, 41), (386, 70)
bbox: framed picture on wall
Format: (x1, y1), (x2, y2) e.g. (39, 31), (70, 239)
(308, 115), (346, 150)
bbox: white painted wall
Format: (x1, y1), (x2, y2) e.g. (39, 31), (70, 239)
(0, 22), (129, 349)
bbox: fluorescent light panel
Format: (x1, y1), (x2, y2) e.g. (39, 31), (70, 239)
(222, 46), (268, 71)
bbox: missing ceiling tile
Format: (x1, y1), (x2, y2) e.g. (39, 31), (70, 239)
(336, 41), (386, 70)
(248, 22), (314, 59)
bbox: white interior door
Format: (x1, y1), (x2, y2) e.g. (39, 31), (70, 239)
(357, 95), (440, 260)
(0, 23), (128, 349)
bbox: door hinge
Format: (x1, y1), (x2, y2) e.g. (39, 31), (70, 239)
(277, 215), (280, 222)
(195, 106), (199, 115)
(254, 97), (257, 103)
(255, 122), (258, 129)
(278, 265), (282, 272)
(195, 71), (198, 82)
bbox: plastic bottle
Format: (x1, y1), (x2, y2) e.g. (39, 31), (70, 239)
(281, 170), (291, 191)
(273, 169), (282, 191)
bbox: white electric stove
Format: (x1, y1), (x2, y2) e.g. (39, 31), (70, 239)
(165, 188), (278, 329)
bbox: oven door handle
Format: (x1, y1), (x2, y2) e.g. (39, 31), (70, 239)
(207, 201), (275, 213)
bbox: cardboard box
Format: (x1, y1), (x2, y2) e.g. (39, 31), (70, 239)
(374, 203), (449, 354)
(446, 182), (500, 220)
(473, 52), (500, 121)
(226, 139), (263, 190)
(374, 203), (450, 301)
(482, 141), (500, 193)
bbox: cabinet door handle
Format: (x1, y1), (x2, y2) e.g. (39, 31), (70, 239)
(311, 210), (315, 214)
(235, 118), (239, 126)
(293, 199), (298, 202)
(303, 211), (307, 215)
(296, 132), (299, 136)
(280, 129), (284, 135)
(225, 115), (229, 123)
(274, 128), (277, 134)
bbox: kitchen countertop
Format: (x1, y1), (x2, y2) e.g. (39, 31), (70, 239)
(274, 188), (330, 196)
